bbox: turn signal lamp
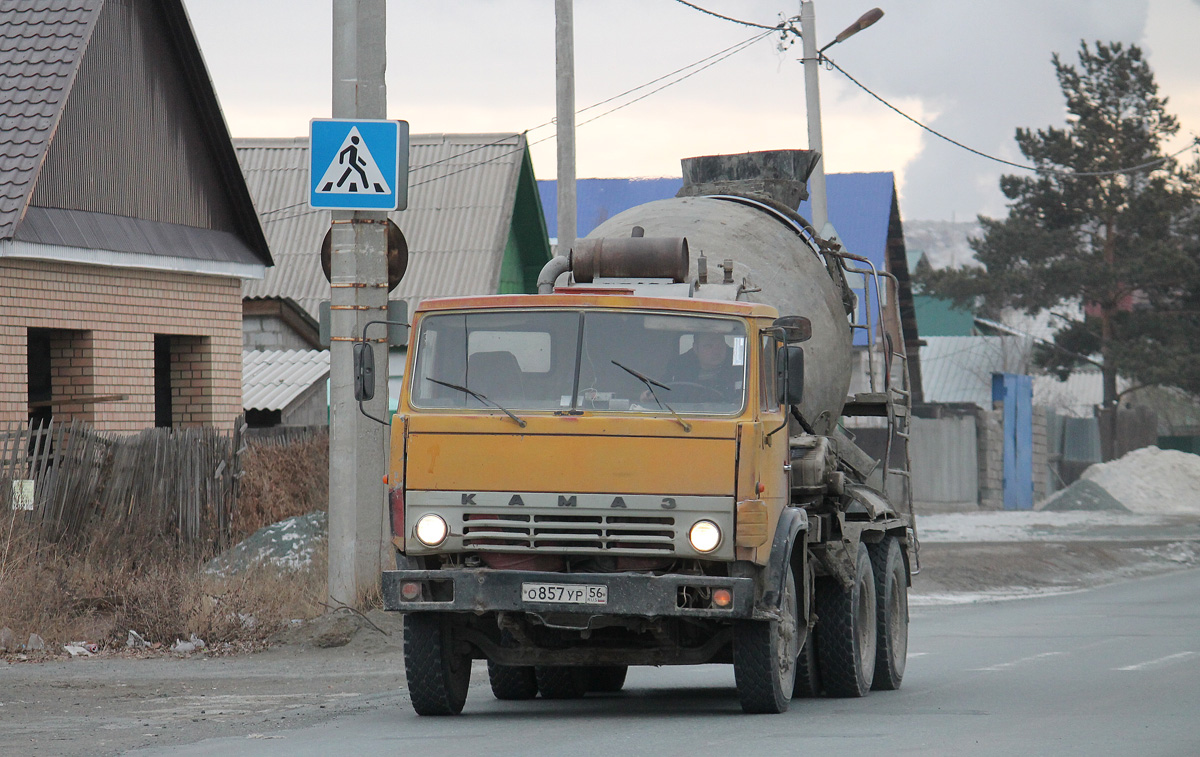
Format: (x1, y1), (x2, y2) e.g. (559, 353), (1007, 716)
(400, 582), (423, 601)
(414, 514), (448, 547)
(688, 520), (721, 553)
(713, 588), (733, 608)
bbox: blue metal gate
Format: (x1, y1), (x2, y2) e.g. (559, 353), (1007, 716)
(993, 372), (1034, 510)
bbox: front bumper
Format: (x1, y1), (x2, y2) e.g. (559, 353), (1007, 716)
(382, 568), (758, 620)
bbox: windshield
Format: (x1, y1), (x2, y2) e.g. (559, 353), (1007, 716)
(410, 309), (747, 415)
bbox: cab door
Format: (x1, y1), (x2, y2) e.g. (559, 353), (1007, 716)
(756, 330), (789, 510)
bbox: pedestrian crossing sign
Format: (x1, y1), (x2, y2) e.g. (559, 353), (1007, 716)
(309, 119), (408, 211)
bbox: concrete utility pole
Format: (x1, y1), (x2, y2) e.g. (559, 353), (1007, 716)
(555, 0), (577, 257)
(328, 0), (389, 606)
(800, 1), (828, 232)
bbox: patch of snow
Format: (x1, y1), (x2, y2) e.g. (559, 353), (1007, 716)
(911, 586), (1083, 607)
(205, 511), (327, 576)
(1078, 447), (1200, 515)
(918, 511), (1173, 542)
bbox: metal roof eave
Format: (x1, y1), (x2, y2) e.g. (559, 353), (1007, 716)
(0, 239), (267, 280)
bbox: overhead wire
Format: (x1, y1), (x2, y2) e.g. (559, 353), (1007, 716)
(820, 54), (1200, 178)
(407, 27), (775, 190)
(260, 26), (779, 220)
(671, 0), (791, 31)
(406, 27), (782, 174)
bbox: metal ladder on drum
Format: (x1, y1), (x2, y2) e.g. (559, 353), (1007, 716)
(828, 250), (920, 570)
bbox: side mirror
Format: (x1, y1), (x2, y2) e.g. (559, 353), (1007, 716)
(777, 345), (805, 406)
(773, 315), (812, 343)
(353, 342), (376, 401)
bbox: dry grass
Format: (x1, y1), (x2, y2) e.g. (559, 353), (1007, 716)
(0, 518), (327, 651)
(235, 431), (329, 540)
(0, 431), (332, 653)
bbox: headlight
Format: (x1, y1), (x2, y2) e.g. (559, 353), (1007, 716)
(688, 520), (721, 553)
(414, 514), (448, 547)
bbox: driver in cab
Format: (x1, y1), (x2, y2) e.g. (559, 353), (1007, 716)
(662, 332), (742, 402)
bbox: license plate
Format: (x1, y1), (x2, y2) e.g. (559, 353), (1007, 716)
(521, 582), (608, 605)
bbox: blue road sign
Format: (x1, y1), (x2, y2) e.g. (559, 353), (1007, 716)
(310, 119), (409, 211)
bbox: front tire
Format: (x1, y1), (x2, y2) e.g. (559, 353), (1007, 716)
(733, 566), (800, 713)
(488, 661), (539, 700)
(869, 536), (909, 691)
(403, 613), (472, 715)
(815, 542), (877, 697)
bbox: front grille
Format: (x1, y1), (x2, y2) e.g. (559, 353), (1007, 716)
(463, 512), (676, 554)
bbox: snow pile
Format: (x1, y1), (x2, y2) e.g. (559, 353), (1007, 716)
(1040, 447), (1200, 514)
(205, 511), (326, 576)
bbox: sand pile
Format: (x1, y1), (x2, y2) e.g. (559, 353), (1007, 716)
(1039, 447), (1200, 514)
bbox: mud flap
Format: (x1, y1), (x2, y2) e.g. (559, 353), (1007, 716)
(758, 507), (808, 613)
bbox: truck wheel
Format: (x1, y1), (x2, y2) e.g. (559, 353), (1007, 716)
(535, 666), (590, 699)
(488, 661), (539, 700)
(403, 612), (472, 715)
(587, 665), (628, 693)
(733, 566), (800, 714)
(792, 628), (821, 698)
(815, 542), (877, 697)
(869, 536), (909, 691)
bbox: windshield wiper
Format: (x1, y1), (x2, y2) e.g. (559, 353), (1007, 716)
(610, 360), (691, 433)
(425, 377), (526, 428)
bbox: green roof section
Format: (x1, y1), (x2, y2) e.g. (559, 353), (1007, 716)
(914, 294), (975, 336)
(498, 147), (552, 294)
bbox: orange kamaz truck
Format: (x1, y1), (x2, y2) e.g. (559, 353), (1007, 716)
(379, 159), (917, 715)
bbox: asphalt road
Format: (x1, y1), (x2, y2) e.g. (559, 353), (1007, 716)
(129, 568), (1200, 757)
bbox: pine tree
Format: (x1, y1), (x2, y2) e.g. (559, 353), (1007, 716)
(923, 41), (1200, 456)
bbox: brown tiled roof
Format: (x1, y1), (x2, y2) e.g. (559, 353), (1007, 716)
(0, 0), (99, 238)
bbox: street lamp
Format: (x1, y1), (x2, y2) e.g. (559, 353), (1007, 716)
(801, 3), (884, 232)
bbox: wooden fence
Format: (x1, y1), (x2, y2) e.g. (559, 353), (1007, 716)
(0, 418), (244, 550)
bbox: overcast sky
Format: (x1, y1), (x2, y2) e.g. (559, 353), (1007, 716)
(184, 0), (1200, 222)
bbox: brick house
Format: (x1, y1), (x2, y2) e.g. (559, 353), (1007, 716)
(0, 0), (271, 432)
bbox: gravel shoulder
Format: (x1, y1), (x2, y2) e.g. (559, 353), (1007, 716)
(4, 513), (1199, 757)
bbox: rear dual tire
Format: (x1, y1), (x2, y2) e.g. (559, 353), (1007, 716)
(535, 665), (590, 699)
(816, 542), (878, 697)
(869, 536), (909, 691)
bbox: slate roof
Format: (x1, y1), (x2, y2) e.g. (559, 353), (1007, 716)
(237, 133), (527, 319)
(920, 335), (1133, 415)
(920, 336), (1034, 406)
(243, 349), (329, 412)
(0, 0), (97, 237)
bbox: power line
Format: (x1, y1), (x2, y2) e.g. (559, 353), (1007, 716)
(407, 29), (778, 174)
(672, 0), (794, 31)
(259, 201), (308, 217)
(260, 27), (778, 219)
(406, 29), (775, 190)
(821, 54), (1200, 178)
